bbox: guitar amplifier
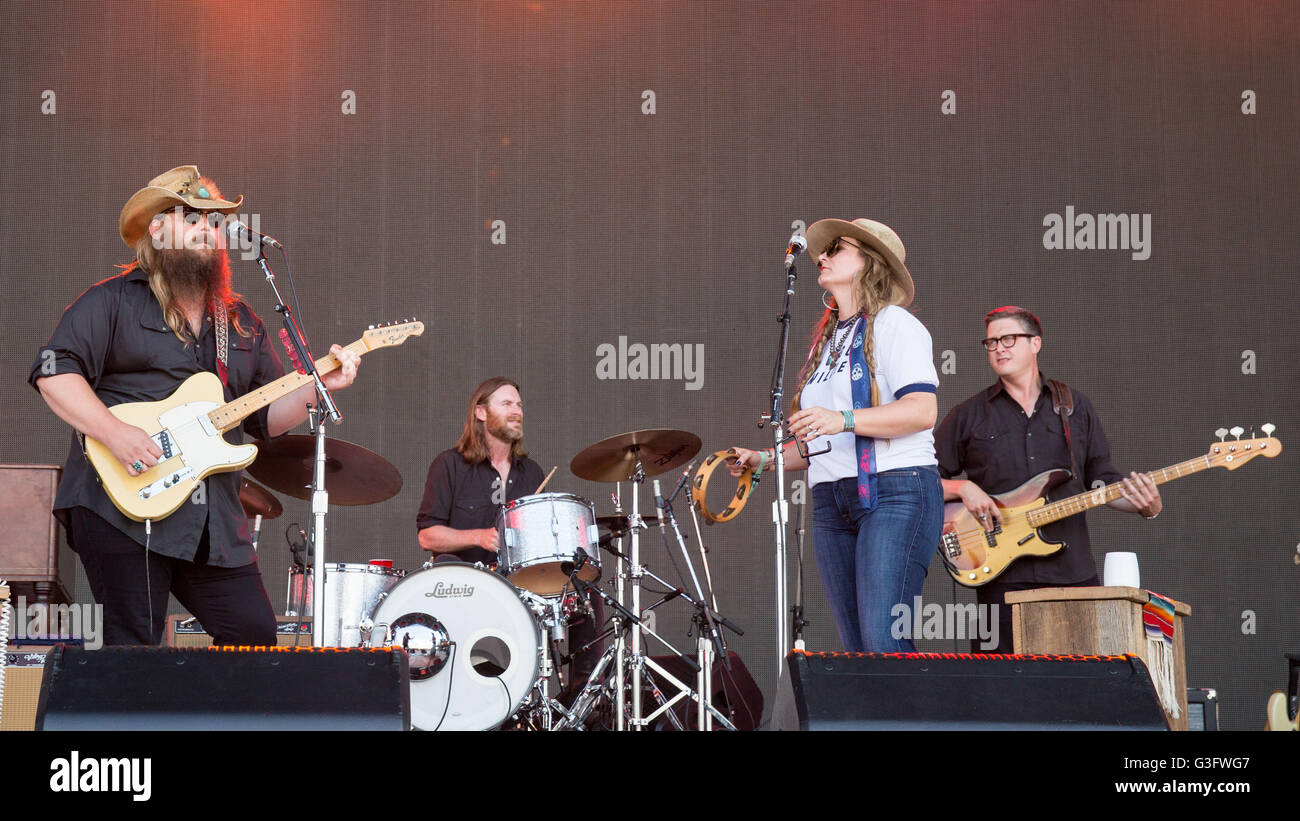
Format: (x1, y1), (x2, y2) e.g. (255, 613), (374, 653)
(1, 645), (53, 731)
(166, 614), (311, 647)
(0, 465), (71, 605)
(1186, 687), (1219, 731)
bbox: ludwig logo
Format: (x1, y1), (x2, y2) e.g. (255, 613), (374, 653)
(427, 582), (474, 598)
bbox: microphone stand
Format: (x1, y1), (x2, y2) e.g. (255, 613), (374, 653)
(258, 247), (341, 648)
(760, 254), (829, 671)
(760, 258), (799, 670)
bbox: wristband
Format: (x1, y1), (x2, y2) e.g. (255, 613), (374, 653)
(841, 410), (855, 432)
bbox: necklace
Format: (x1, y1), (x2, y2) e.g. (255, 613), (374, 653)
(826, 316), (857, 366)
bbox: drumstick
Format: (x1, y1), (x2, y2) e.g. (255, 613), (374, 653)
(535, 466), (558, 494)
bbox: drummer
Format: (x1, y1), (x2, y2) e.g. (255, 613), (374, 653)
(417, 377), (545, 563)
(417, 377), (603, 698)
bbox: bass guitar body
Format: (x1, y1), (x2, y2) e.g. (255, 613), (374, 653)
(940, 469), (1071, 587)
(84, 372), (258, 522)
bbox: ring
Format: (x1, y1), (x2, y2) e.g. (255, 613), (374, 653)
(978, 513), (986, 520)
(132, 461), (144, 472)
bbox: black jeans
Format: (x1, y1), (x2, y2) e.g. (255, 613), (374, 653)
(69, 506), (277, 646)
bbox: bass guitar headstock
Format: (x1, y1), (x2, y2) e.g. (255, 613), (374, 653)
(1208, 424), (1281, 470)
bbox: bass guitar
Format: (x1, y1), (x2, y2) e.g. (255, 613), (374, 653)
(940, 426), (1281, 587)
(84, 321), (423, 522)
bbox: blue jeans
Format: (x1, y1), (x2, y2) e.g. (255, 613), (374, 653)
(811, 467), (943, 653)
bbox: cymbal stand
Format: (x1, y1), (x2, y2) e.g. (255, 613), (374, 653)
(627, 449), (646, 731)
(655, 476), (737, 730)
(599, 540), (737, 731)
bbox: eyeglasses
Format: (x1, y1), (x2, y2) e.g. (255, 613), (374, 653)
(822, 237), (863, 257)
(980, 333), (1036, 351)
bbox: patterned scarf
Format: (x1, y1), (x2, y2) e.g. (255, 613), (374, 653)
(847, 316), (878, 511)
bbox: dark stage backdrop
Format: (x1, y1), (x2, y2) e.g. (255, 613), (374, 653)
(2, 1), (1296, 730)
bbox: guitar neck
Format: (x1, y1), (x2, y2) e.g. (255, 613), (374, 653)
(207, 339), (368, 432)
(1027, 455), (1211, 526)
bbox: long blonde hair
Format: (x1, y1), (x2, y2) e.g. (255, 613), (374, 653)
(791, 245), (899, 413)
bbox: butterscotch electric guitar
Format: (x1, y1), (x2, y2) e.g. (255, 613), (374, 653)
(84, 321), (423, 522)
(940, 425), (1281, 587)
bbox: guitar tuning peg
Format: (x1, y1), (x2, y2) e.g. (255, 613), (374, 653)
(1262, 423), (1276, 437)
(1230, 426), (1244, 440)
(1215, 428), (1228, 442)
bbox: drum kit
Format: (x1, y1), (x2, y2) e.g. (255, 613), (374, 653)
(242, 428), (746, 731)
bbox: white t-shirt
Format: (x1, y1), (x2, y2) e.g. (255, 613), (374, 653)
(800, 305), (939, 487)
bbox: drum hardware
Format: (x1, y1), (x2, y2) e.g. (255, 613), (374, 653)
(654, 466), (742, 731)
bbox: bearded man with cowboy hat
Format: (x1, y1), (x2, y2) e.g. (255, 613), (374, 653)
(29, 165), (362, 647)
(728, 217), (943, 653)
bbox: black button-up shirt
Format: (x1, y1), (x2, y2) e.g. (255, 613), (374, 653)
(934, 375), (1123, 584)
(416, 448), (545, 566)
(28, 268), (284, 567)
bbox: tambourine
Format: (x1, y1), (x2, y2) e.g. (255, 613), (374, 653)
(691, 449), (765, 524)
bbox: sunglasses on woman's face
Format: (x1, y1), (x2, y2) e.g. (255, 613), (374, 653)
(823, 237), (864, 257)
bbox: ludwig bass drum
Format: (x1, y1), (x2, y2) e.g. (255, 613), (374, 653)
(370, 564), (539, 731)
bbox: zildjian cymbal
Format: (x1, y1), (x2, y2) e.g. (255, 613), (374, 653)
(570, 429), (702, 483)
(248, 435), (403, 505)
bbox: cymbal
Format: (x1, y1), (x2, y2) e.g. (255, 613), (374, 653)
(570, 429), (701, 483)
(239, 478), (283, 520)
(248, 435), (403, 506)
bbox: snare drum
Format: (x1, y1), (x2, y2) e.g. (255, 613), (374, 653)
(370, 564), (539, 731)
(496, 493), (601, 595)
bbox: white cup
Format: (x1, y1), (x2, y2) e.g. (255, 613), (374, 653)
(1103, 552), (1141, 588)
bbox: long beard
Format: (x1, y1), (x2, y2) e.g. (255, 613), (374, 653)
(486, 414), (523, 443)
(157, 247), (227, 302)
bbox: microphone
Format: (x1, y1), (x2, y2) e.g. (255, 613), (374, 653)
(653, 479), (667, 530)
(666, 460), (695, 505)
(226, 219), (283, 249)
(784, 233), (807, 268)
(561, 547), (590, 577)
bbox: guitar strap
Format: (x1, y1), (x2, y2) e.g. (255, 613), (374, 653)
(213, 298), (230, 388)
(1046, 378), (1081, 482)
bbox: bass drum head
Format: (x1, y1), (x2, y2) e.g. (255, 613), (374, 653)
(371, 564), (538, 731)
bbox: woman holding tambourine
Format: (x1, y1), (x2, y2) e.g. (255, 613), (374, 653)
(727, 218), (943, 653)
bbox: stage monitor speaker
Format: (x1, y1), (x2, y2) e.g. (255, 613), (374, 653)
(774, 651), (1169, 731)
(36, 645), (410, 731)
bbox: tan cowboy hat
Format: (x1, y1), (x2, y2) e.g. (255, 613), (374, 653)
(118, 165), (244, 248)
(804, 217), (915, 308)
